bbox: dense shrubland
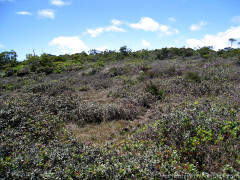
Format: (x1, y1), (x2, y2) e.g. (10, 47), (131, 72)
(0, 46), (240, 178)
(1, 46), (240, 77)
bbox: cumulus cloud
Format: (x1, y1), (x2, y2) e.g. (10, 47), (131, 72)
(168, 17), (176, 22)
(87, 28), (104, 38)
(38, 9), (55, 19)
(105, 25), (126, 32)
(158, 25), (179, 37)
(16, 11), (32, 15)
(190, 21), (207, 31)
(142, 39), (150, 48)
(129, 17), (179, 36)
(187, 25), (240, 50)
(87, 17), (178, 38)
(50, 0), (71, 6)
(0, 44), (3, 48)
(231, 16), (240, 24)
(87, 19), (126, 37)
(130, 17), (159, 31)
(111, 19), (122, 26)
(49, 36), (88, 54)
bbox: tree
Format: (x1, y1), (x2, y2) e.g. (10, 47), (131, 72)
(119, 46), (131, 57)
(39, 53), (53, 67)
(197, 46), (215, 59)
(89, 49), (98, 55)
(119, 46), (128, 57)
(0, 50), (17, 67)
(229, 38), (236, 47)
(25, 53), (40, 72)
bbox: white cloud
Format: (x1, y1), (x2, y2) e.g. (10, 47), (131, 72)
(87, 19), (126, 37)
(49, 36), (88, 54)
(16, 11), (32, 15)
(87, 27), (104, 37)
(142, 39), (150, 48)
(190, 21), (207, 31)
(130, 17), (159, 31)
(50, 0), (71, 6)
(129, 17), (179, 36)
(111, 19), (122, 26)
(186, 25), (240, 50)
(159, 25), (168, 32)
(231, 16), (240, 24)
(158, 25), (179, 37)
(38, 9), (55, 19)
(161, 30), (179, 37)
(0, 44), (3, 48)
(87, 17), (178, 38)
(105, 25), (125, 32)
(168, 17), (176, 22)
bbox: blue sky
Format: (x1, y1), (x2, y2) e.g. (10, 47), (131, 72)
(0, 0), (240, 60)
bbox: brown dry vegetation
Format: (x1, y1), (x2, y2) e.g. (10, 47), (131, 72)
(1, 48), (240, 178)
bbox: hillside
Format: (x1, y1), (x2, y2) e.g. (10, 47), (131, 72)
(0, 47), (240, 179)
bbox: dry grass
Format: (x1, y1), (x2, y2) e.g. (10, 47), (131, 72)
(65, 57), (240, 147)
(66, 106), (156, 146)
(66, 120), (133, 146)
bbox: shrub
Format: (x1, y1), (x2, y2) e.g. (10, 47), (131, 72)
(104, 104), (135, 121)
(36, 66), (53, 74)
(79, 86), (88, 91)
(78, 103), (104, 124)
(4, 69), (15, 77)
(185, 71), (202, 83)
(108, 66), (124, 77)
(145, 81), (165, 100)
(76, 102), (136, 126)
(134, 101), (240, 174)
(0, 48), (239, 179)
(82, 68), (97, 76)
(197, 46), (216, 59)
(181, 48), (195, 57)
(27, 80), (72, 96)
(16, 66), (30, 76)
(163, 66), (176, 77)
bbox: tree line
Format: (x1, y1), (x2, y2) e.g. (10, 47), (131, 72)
(0, 45), (240, 77)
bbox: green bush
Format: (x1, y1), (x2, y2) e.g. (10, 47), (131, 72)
(16, 66), (30, 76)
(79, 86), (88, 91)
(0, 47), (239, 179)
(185, 71), (202, 83)
(134, 101), (240, 174)
(77, 102), (136, 125)
(145, 81), (165, 100)
(197, 46), (216, 59)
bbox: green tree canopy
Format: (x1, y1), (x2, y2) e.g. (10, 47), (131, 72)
(229, 38), (237, 47)
(0, 50), (17, 67)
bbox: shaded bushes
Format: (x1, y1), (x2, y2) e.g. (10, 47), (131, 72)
(185, 71), (202, 83)
(77, 103), (136, 125)
(27, 80), (73, 96)
(1, 48), (240, 178)
(2, 46), (240, 78)
(1, 95), (239, 178)
(133, 101), (240, 174)
(145, 81), (165, 100)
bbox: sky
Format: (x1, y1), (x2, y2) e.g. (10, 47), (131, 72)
(0, 0), (240, 61)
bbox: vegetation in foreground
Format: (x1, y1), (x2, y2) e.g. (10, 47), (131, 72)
(0, 46), (240, 179)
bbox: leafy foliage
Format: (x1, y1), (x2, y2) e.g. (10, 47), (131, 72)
(0, 46), (240, 178)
